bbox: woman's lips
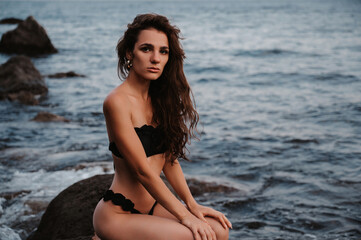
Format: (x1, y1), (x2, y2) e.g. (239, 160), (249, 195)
(147, 67), (160, 73)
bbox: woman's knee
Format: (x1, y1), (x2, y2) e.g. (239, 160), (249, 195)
(207, 217), (229, 240)
(218, 226), (229, 240)
(215, 225), (229, 240)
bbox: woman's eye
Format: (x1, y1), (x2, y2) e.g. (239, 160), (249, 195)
(160, 49), (169, 55)
(141, 47), (150, 52)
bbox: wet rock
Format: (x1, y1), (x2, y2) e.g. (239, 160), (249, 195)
(0, 17), (23, 24)
(28, 174), (112, 240)
(28, 174), (237, 240)
(0, 16), (57, 55)
(0, 55), (47, 105)
(187, 178), (238, 196)
(31, 112), (70, 123)
(45, 71), (86, 79)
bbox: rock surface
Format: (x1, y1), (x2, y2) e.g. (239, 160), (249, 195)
(28, 174), (111, 240)
(0, 17), (23, 24)
(46, 71), (86, 79)
(0, 16), (57, 55)
(31, 111), (70, 122)
(187, 178), (238, 196)
(28, 174), (238, 240)
(0, 55), (47, 105)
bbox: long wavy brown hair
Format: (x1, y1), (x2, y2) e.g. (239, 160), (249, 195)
(116, 13), (199, 164)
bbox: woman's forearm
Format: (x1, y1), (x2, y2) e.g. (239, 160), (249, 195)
(163, 160), (198, 208)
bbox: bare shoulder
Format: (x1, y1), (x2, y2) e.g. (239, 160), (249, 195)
(103, 87), (131, 117)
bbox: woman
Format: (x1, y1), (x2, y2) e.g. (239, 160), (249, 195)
(93, 13), (232, 240)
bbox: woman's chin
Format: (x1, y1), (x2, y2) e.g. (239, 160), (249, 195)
(145, 74), (162, 81)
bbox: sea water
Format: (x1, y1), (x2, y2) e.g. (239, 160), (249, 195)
(0, 0), (360, 239)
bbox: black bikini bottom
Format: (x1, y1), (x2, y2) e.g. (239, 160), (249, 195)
(102, 190), (158, 215)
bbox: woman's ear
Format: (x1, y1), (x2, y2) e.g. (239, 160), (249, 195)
(126, 51), (133, 60)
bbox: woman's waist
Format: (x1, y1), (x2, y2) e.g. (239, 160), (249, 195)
(109, 179), (155, 209)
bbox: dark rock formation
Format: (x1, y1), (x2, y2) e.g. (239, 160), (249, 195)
(0, 17), (23, 24)
(0, 55), (47, 105)
(31, 112), (70, 122)
(45, 71), (86, 79)
(28, 174), (111, 240)
(28, 174), (238, 240)
(187, 178), (238, 196)
(0, 16), (57, 55)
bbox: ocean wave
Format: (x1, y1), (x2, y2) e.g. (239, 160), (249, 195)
(231, 172), (260, 182)
(313, 73), (360, 83)
(195, 78), (222, 83)
(284, 138), (319, 144)
(255, 176), (311, 196)
(233, 48), (298, 57)
(189, 65), (233, 74)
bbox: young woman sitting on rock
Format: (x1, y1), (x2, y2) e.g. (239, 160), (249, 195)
(93, 13), (232, 240)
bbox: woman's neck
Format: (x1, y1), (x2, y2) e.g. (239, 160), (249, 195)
(124, 71), (151, 101)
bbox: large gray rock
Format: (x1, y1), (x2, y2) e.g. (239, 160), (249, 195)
(0, 55), (47, 105)
(28, 174), (238, 240)
(0, 16), (57, 55)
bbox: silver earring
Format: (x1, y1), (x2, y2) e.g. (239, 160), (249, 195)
(126, 59), (133, 69)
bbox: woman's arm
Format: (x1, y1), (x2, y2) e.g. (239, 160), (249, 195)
(103, 94), (217, 240)
(163, 159), (197, 207)
(163, 159), (232, 229)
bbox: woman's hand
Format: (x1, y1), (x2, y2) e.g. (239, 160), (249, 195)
(180, 213), (217, 240)
(188, 203), (232, 230)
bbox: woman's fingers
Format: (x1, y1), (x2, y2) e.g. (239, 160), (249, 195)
(200, 227), (216, 240)
(198, 213), (209, 224)
(227, 219), (233, 229)
(218, 214), (228, 229)
(192, 226), (213, 240)
(190, 225), (201, 240)
(200, 223), (217, 240)
(184, 215), (215, 240)
(211, 210), (232, 229)
(191, 208), (209, 224)
(199, 228), (207, 240)
(210, 226), (217, 240)
(223, 214), (232, 229)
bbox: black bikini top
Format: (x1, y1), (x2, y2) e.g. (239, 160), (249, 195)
(109, 124), (166, 158)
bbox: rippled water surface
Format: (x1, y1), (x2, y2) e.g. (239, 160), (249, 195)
(1, 0), (361, 239)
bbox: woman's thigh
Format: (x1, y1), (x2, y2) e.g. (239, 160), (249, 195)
(94, 206), (193, 240)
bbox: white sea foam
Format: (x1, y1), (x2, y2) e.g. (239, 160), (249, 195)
(0, 198), (5, 215)
(0, 225), (21, 240)
(5, 165), (110, 196)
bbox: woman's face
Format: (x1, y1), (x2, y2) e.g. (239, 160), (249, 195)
(129, 28), (169, 81)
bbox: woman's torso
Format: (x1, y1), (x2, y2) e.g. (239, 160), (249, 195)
(104, 85), (165, 213)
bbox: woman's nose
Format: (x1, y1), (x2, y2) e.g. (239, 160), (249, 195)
(150, 52), (160, 63)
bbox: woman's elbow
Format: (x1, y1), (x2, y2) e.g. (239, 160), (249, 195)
(133, 166), (154, 183)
